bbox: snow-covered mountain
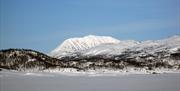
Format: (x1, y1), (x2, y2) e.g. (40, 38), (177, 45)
(1, 35), (180, 74)
(130, 35), (180, 54)
(50, 35), (120, 58)
(50, 35), (180, 59)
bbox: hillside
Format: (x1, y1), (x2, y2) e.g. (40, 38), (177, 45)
(0, 35), (180, 73)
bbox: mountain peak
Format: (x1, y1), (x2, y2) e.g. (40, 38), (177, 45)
(50, 35), (120, 57)
(50, 35), (180, 58)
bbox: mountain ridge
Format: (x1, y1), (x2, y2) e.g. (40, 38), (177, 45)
(0, 35), (180, 74)
(50, 35), (120, 58)
(50, 35), (180, 59)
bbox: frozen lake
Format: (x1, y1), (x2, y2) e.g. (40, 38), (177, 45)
(0, 71), (180, 91)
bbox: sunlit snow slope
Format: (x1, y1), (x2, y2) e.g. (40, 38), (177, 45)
(50, 35), (180, 59)
(50, 35), (120, 58)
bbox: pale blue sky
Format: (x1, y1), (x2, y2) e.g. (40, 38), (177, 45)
(0, 0), (180, 53)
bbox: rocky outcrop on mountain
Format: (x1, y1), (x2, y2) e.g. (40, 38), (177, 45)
(0, 49), (62, 71)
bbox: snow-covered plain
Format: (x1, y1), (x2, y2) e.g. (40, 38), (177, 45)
(0, 70), (180, 91)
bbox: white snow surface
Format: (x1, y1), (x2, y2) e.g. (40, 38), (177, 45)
(83, 40), (140, 56)
(50, 35), (120, 57)
(50, 35), (180, 58)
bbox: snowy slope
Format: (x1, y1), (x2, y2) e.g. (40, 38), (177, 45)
(82, 40), (140, 56)
(84, 36), (180, 56)
(50, 35), (120, 58)
(131, 35), (180, 53)
(50, 35), (180, 59)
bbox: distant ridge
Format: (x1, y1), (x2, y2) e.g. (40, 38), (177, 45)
(50, 35), (180, 59)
